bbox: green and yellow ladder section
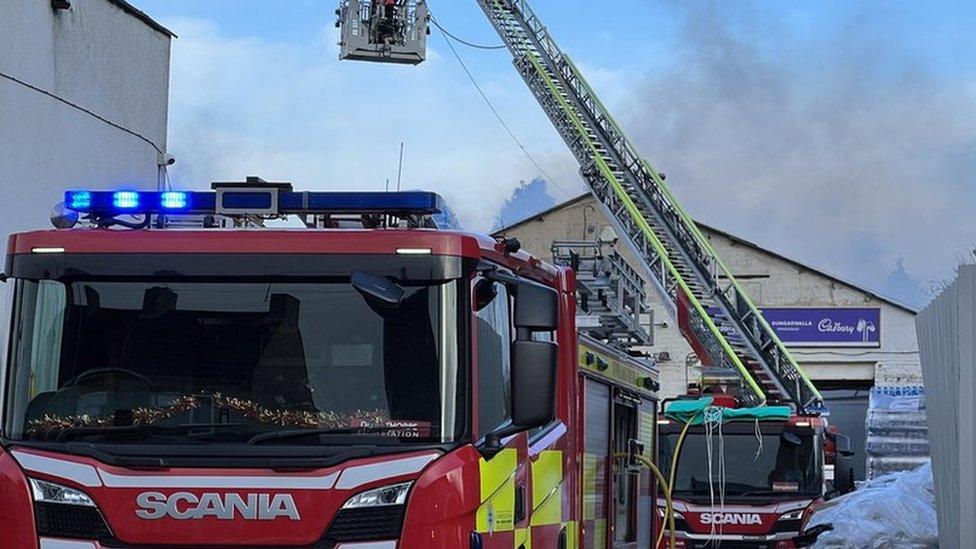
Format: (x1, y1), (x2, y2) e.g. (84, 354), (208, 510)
(475, 0), (824, 413)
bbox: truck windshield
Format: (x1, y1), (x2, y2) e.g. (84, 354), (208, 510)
(4, 279), (459, 446)
(660, 428), (821, 500)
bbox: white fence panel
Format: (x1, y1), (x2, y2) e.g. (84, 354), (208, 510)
(917, 265), (976, 549)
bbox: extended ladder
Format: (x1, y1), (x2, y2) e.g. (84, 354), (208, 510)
(552, 240), (651, 351)
(475, 0), (823, 412)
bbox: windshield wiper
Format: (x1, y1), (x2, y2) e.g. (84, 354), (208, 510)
(47, 425), (183, 442)
(43, 423), (246, 442)
(736, 489), (783, 497)
(247, 426), (424, 445)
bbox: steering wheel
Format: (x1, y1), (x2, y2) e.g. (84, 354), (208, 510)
(64, 368), (157, 390)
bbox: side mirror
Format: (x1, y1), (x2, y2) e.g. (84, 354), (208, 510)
(488, 270), (558, 332)
(828, 433), (856, 496)
(512, 280), (558, 332)
(511, 340), (558, 429)
(833, 433), (855, 457)
(833, 457), (855, 495)
(480, 272), (560, 456)
(509, 276), (559, 430)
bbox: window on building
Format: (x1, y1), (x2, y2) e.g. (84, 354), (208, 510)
(476, 280), (512, 437)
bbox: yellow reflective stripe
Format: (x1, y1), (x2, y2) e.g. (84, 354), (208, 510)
(593, 519), (608, 549)
(515, 527), (531, 548)
(582, 453), (598, 521)
(579, 342), (655, 394)
(639, 411), (656, 460)
(530, 450), (563, 526)
(477, 448), (518, 533)
(562, 521), (579, 549)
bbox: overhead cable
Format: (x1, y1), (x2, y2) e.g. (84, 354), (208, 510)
(432, 17), (575, 200)
(429, 15), (506, 50)
(0, 69), (164, 154)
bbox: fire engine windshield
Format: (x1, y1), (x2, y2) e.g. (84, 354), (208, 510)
(660, 428), (822, 501)
(4, 278), (460, 447)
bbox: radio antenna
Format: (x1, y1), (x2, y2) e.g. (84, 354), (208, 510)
(396, 142), (405, 191)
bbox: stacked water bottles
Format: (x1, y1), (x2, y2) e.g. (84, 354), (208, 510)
(866, 386), (930, 479)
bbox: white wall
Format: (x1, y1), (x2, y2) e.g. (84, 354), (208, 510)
(0, 0), (171, 252)
(917, 265), (976, 549)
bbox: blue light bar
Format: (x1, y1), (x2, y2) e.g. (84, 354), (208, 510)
(161, 191), (189, 210)
(113, 191), (140, 209)
(67, 191), (92, 210)
(62, 189), (458, 228)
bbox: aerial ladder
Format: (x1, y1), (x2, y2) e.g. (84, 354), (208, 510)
(337, 0), (824, 414)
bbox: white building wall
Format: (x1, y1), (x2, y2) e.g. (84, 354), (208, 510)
(0, 0), (171, 247)
(0, 0), (170, 387)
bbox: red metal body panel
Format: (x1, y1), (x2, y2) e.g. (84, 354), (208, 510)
(676, 289), (712, 368)
(400, 446), (483, 547)
(0, 448), (39, 549)
(11, 446), (442, 547)
(657, 497), (817, 547)
(8, 229), (484, 258)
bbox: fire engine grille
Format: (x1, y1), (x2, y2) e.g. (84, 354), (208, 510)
(35, 501), (114, 540)
(323, 505), (406, 542)
(686, 542), (776, 549)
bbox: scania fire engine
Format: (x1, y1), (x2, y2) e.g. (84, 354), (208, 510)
(656, 395), (854, 548)
(1, 186), (662, 548)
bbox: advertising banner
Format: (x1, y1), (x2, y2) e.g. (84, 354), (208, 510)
(762, 308), (881, 347)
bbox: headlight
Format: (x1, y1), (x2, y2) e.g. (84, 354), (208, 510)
(780, 509), (805, 521)
(657, 507), (685, 520)
(30, 478), (96, 507)
(342, 482), (412, 509)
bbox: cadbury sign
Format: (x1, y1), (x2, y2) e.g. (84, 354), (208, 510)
(710, 307), (882, 347)
(763, 308), (881, 347)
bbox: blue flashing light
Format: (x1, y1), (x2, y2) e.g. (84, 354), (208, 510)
(113, 191), (140, 209)
(67, 191), (92, 210)
(160, 191), (189, 210)
(57, 189), (457, 228)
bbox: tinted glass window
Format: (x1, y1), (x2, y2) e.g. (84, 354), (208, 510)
(660, 430), (821, 499)
(476, 280), (511, 436)
(4, 279), (458, 446)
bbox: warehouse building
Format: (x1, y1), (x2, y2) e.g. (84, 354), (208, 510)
(497, 194), (922, 479)
(0, 0), (173, 241)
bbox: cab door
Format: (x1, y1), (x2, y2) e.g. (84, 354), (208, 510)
(473, 277), (529, 547)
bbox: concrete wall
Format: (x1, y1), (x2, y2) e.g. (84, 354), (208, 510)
(917, 265), (976, 549)
(0, 0), (171, 249)
(500, 194), (922, 399)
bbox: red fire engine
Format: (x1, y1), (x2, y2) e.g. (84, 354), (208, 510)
(1, 187), (661, 548)
(656, 396), (854, 548)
